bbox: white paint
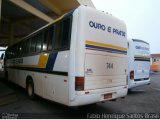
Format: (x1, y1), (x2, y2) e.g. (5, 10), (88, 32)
(53, 51), (69, 72)
(127, 39), (150, 89)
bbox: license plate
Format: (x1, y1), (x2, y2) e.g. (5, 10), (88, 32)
(104, 93), (112, 99)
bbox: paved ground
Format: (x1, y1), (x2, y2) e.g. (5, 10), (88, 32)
(0, 72), (160, 119)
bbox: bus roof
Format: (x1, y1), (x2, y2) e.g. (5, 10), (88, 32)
(132, 39), (149, 45)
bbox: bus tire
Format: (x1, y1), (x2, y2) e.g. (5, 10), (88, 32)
(26, 78), (35, 100)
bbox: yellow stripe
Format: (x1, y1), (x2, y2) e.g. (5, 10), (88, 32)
(9, 53), (49, 68)
(86, 40), (127, 51)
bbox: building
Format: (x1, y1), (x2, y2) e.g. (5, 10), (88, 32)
(151, 54), (160, 64)
(150, 54), (160, 71)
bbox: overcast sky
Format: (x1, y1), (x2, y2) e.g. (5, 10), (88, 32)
(92, 0), (160, 54)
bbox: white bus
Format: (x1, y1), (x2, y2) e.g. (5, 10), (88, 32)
(0, 47), (6, 71)
(0, 53), (5, 71)
(127, 39), (150, 89)
(5, 5), (128, 106)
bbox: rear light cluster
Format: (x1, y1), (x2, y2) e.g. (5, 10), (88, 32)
(75, 77), (84, 91)
(130, 70), (134, 79)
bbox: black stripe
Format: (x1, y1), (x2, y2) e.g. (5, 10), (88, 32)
(132, 39), (149, 45)
(134, 78), (149, 81)
(86, 48), (127, 55)
(0, 49), (6, 51)
(134, 57), (150, 62)
(46, 52), (58, 71)
(7, 66), (68, 76)
(134, 59), (150, 61)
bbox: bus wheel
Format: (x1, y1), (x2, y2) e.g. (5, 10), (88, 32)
(26, 79), (35, 100)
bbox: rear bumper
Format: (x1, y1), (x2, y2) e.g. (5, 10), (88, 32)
(68, 85), (128, 106)
(128, 78), (150, 89)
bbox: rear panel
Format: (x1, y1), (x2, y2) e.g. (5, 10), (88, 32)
(74, 6), (128, 95)
(133, 40), (150, 79)
(85, 54), (127, 90)
(127, 39), (150, 89)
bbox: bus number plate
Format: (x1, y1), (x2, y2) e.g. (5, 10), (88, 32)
(104, 93), (112, 99)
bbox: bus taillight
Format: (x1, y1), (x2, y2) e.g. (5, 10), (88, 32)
(130, 70), (134, 79)
(75, 77), (84, 91)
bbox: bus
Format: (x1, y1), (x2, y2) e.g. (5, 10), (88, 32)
(127, 39), (150, 90)
(5, 5), (128, 106)
(0, 47), (6, 71)
(0, 53), (5, 71)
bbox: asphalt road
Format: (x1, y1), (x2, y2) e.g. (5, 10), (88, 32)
(0, 72), (160, 119)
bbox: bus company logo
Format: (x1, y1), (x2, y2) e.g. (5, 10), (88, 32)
(1, 113), (18, 119)
(135, 46), (149, 51)
(86, 68), (93, 74)
(89, 21), (106, 31)
(89, 20), (126, 37)
(13, 58), (23, 65)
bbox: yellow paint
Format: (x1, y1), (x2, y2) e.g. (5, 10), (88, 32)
(86, 40), (127, 51)
(38, 53), (49, 68)
(12, 53), (49, 68)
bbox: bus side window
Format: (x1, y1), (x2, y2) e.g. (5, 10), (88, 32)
(22, 41), (26, 55)
(42, 26), (54, 51)
(25, 39), (30, 54)
(30, 37), (36, 53)
(54, 22), (63, 50)
(54, 16), (72, 51)
(36, 33), (42, 52)
(47, 27), (54, 51)
(43, 30), (49, 51)
(61, 17), (72, 49)
(19, 42), (23, 56)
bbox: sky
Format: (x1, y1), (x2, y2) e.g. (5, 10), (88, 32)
(92, 0), (160, 54)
